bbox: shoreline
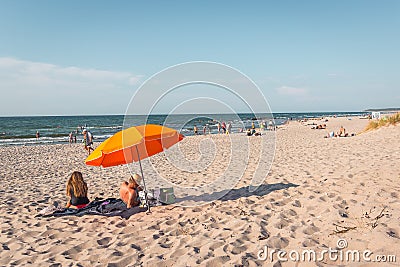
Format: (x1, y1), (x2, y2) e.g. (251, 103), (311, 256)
(0, 112), (369, 147)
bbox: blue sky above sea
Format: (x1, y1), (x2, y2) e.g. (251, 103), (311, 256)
(0, 0), (399, 116)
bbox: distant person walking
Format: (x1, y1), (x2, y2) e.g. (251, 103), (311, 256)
(69, 132), (74, 144)
(36, 131), (40, 140)
(221, 121), (226, 133)
(268, 120), (274, 131)
(217, 122), (221, 134)
(260, 120), (265, 131)
(226, 122), (232, 134)
(82, 129), (93, 154)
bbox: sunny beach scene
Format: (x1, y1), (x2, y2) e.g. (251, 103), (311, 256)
(1, 1), (399, 266)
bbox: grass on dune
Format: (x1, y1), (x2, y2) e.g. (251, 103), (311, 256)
(364, 112), (400, 132)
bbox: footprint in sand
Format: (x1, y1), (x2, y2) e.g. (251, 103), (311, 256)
(203, 255), (230, 267)
(169, 248), (187, 258)
(290, 225), (298, 232)
(231, 245), (247, 255)
(266, 236), (289, 249)
(130, 244), (141, 251)
(302, 238), (319, 247)
(292, 200), (301, 207)
(258, 225), (270, 240)
(158, 239), (173, 249)
(327, 193), (336, 198)
(148, 224), (160, 230)
(196, 251), (215, 264)
(387, 228), (400, 239)
(286, 209), (297, 217)
(115, 221), (127, 228)
(303, 224), (320, 235)
(274, 220), (289, 229)
(111, 250), (123, 257)
(97, 237), (112, 246)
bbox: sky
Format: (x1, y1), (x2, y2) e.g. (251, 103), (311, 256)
(0, 0), (399, 116)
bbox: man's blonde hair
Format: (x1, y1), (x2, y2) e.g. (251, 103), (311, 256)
(128, 173), (142, 185)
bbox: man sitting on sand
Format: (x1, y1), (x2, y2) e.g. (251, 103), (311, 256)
(338, 126), (348, 137)
(120, 174), (143, 208)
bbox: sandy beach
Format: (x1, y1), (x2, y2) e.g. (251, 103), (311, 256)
(1, 116), (399, 266)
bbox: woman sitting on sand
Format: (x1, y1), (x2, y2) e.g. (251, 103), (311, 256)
(120, 174), (143, 208)
(66, 171), (90, 209)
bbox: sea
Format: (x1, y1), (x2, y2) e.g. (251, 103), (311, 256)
(0, 112), (367, 146)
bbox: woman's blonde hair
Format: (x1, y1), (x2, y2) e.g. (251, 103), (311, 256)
(66, 171), (88, 197)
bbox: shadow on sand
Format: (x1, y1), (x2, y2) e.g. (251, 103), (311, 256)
(175, 182), (299, 204)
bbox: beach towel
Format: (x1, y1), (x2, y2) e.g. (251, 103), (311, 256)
(38, 198), (146, 219)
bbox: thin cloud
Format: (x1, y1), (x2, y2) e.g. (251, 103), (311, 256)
(0, 57), (142, 85)
(276, 86), (307, 96)
(0, 57), (143, 115)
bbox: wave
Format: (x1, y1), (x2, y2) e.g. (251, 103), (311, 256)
(90, 125), (123, 130)
(0, 133), (72, 140)
(0, 134), (111, 146)
(92, 134), (113, 140)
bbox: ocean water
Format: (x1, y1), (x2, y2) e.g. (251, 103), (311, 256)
(0, 112), (366, 146)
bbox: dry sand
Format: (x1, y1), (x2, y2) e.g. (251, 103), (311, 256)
(1, 116), (399, 266)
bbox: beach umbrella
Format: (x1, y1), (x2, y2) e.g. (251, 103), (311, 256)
(85, 124), (184, 211)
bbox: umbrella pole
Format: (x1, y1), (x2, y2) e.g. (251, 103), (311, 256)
(135, 145), (150, 213)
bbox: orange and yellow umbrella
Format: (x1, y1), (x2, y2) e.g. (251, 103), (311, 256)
(85, 124), (184, 211)
(85, 124), (184, 167)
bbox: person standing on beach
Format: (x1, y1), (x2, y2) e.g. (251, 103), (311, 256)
(69, 132), (74, 144)
(203, 125), (207, 135)
(226, 122), (232, 134)
(217, 122), (221, 134)
(36, 131), (40, 140)
(221, 121), (226, 133)
(268, 120), (274, 131)
(193, 125), (198, 135)
(82, 129), (94, 154)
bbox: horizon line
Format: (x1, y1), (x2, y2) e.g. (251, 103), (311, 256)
(0, 110), (372, 118)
